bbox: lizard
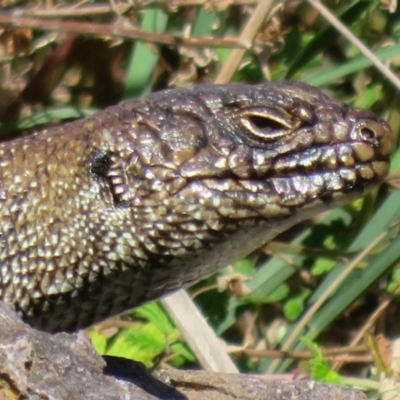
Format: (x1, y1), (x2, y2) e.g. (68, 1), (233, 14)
(0, 81), (395, 332)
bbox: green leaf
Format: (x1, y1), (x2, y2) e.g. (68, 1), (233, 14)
(106, 325), (160, 366)
(250, 283), (290, 304)
(133, 302), (174, 335)
(311, 258), (336, 276)
(301, 337), (343, 384)
(386, 265), (400, 294)
(231, 258), (255, 276)
(169, 342), (196, 367)
(284, 290), (311, 321)
(88, 330), (107, 354)
(127, 323), (167, 352)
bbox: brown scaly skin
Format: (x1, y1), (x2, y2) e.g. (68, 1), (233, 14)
(0, 81), (395, 332)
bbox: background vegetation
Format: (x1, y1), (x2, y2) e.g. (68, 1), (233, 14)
(0, 1), (400, 398)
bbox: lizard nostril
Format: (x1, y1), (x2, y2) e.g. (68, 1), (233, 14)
(360, 126), (376, 141)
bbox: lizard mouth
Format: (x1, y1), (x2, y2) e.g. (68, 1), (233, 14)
(268, 159), (389, 209)
(249, 116), (395, 210)
(176, 114), (395, 219)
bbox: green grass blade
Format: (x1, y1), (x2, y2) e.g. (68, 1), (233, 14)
(285, 1), (370, 79)
(124, 9), (168, 99)
(304, 44), (400, 87)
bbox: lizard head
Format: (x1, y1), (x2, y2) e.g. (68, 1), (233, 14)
(101, 81), (395, 221)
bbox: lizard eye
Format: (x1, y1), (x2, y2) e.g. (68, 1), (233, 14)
(240, 108), (298, 141)
(247, 115), (287, 131)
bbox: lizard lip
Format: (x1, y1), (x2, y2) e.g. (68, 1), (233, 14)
(268, 145), (392, 207)
(270, 115), (395, 182)
(270, 161), (388, 205)
(261, 116), (395, 208)
(272, 141), (392, 181)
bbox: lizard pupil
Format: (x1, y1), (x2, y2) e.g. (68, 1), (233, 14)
(248, 115), (285, 132)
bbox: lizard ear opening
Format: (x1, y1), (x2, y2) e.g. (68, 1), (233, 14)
(90, 149), (132, 206)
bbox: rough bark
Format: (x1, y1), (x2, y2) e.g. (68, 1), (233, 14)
(0, 301), (160, 399)
(0, 301), (367, 400)
(159, 369), (368, 400)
